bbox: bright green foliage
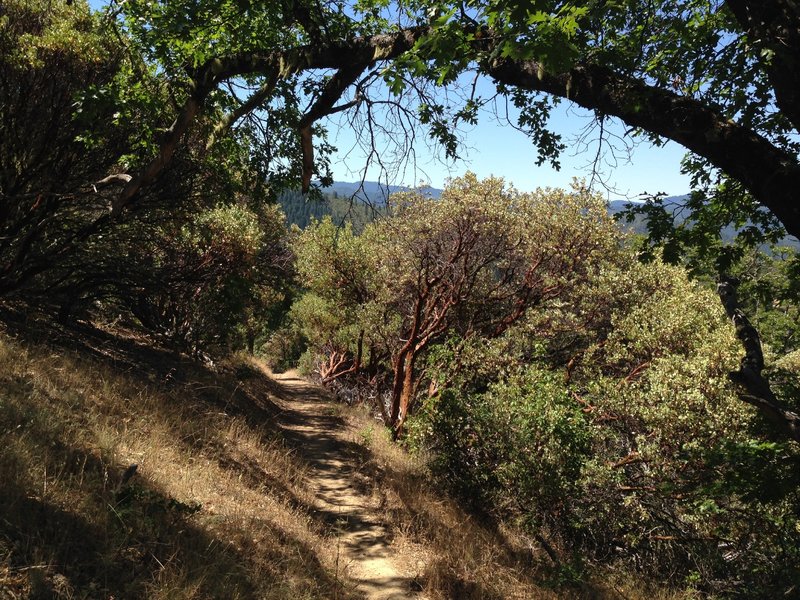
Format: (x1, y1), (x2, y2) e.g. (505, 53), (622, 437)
(410, 243), (800, 595)
(292, 174), (620, 425)
(728, 247), (800, 356)
(414, 366), (590, 525)
(771, 350), (800, 413)
(292, 217), (373, 373)
(2, 0), (107, 66)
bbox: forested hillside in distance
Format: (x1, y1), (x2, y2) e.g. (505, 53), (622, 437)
(278, 182), (441, 230)
(284, 190), (800, 263)
(323, 180), (442, 202)
(278, 189), (381, 231)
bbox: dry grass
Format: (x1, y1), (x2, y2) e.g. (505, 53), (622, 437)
(338, 405), (698, 600)
(0, 325), (357, 599)
(0, 315), (696, 599)
(336, 406), (556, 599)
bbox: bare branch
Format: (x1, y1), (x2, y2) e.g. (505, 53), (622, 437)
(206, 73), (279, 150)
(298, 61), (371, 191)
(93, 173), (132, 189)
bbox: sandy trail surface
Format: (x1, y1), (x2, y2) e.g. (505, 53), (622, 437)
(271, 370), (426, 600)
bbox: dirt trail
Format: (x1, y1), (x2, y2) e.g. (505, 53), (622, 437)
(270, 370), (426, 600)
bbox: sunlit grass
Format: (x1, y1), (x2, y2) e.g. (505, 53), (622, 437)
(0, 330), (350, 599)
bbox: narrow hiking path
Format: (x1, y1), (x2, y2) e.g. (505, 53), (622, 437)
(270, 370), (427, 600)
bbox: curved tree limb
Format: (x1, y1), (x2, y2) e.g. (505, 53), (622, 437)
(484, 55), (800, 240)
(206, 72), (279, 150)
(298, 61), (371, 192)
(112, 27), (428, 213)
(112, 80), (212, 214)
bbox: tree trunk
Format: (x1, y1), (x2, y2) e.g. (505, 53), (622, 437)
(393, 352), (417, 439)
(718, 277), (800, 443)
(389, 350), (408, 427)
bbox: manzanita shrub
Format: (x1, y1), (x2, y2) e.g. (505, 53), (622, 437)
(410, 255), (800, 597)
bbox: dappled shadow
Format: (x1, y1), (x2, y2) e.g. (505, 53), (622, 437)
(267, 373), (428, 598)
(0, 443), (256, 598)
(0, 305), (283, 419)
(0, 309), (424, 597)
(0, 304), (190, 381)
(0, 404), (357, 599)
(0, 311), (368, 599)
(351, 575), (425, 600)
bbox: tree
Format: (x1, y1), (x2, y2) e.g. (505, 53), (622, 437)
(370, 174), (618, 434)
(376, 0), (800, 443)
(292, 216), (374, 382)
(12, 1), (798, 281)
(293, 174), (619, 434)
(394, 1), (800, 240)
(0, 0), (126, 297)
(123, 203), (290, 355)
(5, 1), (799, 433)
(412, 253), (800, 594)
(0, 0), (436, 307)
(0, 1), (300, 354)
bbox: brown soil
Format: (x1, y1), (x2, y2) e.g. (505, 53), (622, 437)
(271, 370), (426, 600)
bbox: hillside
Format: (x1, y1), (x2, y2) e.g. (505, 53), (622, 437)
(278, 183), (441, 231)
(0, 314), (660, 599)
(322, 181), (442, 203)
(609, 196), (800, 249)
(285, 189), (800, 252)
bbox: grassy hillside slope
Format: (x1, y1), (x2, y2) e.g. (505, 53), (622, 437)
(0, 314), (686, 599)
(0, 317), (342, 599)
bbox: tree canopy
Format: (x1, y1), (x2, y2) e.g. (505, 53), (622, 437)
(3, 3), (800, 594)
(4, 0), (800, 267)
(101, 0), (800, 245)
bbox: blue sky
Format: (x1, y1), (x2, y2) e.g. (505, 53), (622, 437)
(327, 88), (692, 198)
(87, 0), (692, 199)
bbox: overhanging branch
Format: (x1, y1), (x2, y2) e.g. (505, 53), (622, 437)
(206, 72), (279, 150)
(297, 61), (371, 192)
(485, 56), (800, 239)
(111, 26), (428, 212)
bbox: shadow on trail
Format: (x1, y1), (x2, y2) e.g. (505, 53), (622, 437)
(268, 373), (422, 598)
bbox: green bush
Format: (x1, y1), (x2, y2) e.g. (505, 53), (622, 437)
(411, 366), (590, 538)
(411, 254), (800, 596)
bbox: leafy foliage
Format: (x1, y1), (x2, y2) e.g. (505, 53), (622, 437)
(0, 0), (124, 295)
(410, 249), (800, 596)
(124, 203), (290, 355)
(292, 173), (620, 429)
(0, 1), (294, 354)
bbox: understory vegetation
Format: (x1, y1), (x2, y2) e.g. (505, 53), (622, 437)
(0, 318), (666, 600)
(283, 175), (800, 597)
(2, 0), (800, 598)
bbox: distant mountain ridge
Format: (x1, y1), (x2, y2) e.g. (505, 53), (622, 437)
(609, 195), (799, 249)
(289, 183), (798, 249)
(322, 180), (442, 202)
